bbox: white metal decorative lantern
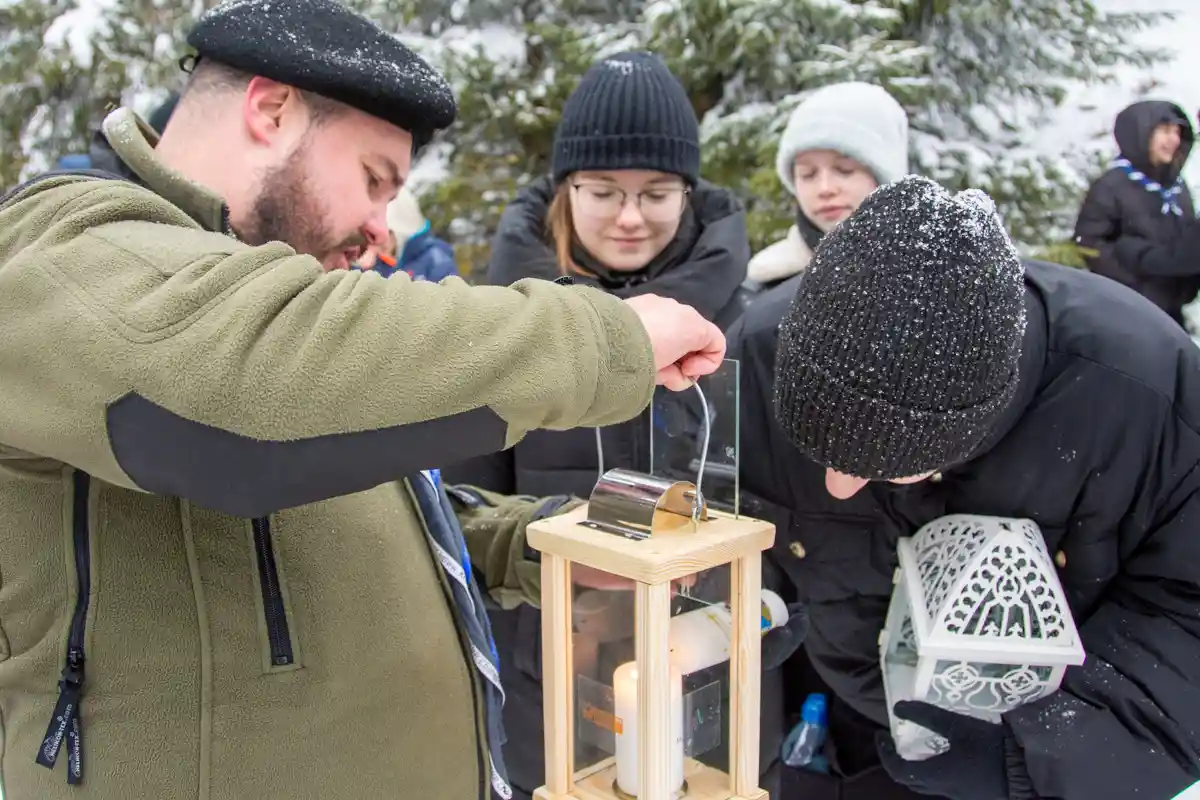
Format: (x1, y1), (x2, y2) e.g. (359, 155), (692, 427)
(879, 514), (1087, 760)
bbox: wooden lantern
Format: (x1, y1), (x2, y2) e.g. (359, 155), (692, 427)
(527, 469), (776, 800)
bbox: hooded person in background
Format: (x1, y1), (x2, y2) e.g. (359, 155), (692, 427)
(1074, 99), (1199, 326)
(729, 175), (1200, 800)
(0, 0), (728, 797)
(354, 185), (458, 280)
(746, 82), (908, 291)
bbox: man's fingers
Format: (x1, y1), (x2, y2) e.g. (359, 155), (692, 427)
(658, 365), (693, 391)
(679, 351), (724, 380)
(682, 319), (726, 364)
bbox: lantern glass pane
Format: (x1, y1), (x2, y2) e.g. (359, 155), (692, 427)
(569, 565), (734, 796)
(572, 576), (633, 779)
(672, 566), (730, 774)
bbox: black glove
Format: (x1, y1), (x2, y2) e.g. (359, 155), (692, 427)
(762, 602), (808, 671)
(876, 701), (1027, 800)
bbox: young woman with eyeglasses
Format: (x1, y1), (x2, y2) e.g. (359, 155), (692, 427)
(440, 51), (780, 800)
(445, 50), (754, 502)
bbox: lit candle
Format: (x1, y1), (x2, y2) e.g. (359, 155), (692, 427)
(613, 660), (684, 797)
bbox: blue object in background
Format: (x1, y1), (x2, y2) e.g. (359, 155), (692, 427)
(782, 692), (829, 772)
(57, 154), (92, 169)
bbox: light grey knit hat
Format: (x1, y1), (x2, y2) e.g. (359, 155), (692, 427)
(776, 82), (909, 196)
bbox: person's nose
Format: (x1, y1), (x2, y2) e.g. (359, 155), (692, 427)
(816, 171), (838, 199)
(825, 469), (868, 499)
(362, 207), (390, 248)
(614, 194), (646, 228)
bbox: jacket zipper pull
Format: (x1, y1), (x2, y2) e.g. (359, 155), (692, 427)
(37, 647), (85, 783)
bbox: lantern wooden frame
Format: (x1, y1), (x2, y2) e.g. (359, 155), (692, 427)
(527, 502), (775, 800)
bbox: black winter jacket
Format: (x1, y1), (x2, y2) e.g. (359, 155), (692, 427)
(1074, 100), (1199, 322)
(443, 175), (756, 498)
(729, 260), (1200, 799)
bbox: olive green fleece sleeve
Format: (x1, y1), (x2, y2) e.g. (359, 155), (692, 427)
(0, 180), (655, 516)
(451, 486), (585, 610)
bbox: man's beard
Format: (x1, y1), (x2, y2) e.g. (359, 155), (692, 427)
(236, 142), (365, 269)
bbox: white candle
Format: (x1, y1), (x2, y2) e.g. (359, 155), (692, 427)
(613, 660), (684, 797)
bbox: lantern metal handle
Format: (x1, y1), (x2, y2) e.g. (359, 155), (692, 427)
(690, 379), (710, 521)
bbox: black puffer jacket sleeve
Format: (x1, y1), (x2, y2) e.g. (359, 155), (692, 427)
(1074, 173), (1134, 283)
(1004, 437), (1200, 799)
(486, 179), (561, 287)
(1115, 215), (1200, 278)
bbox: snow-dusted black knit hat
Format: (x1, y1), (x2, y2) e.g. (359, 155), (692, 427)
(185, 0), (456, 151)
(552, 51), (700, 185)
(773, 176), (1027, 480)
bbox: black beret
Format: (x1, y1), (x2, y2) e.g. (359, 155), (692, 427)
(185, 0), (456, 150)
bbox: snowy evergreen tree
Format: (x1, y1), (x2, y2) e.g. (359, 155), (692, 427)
(0, 0), (1173, 279)
(0, 0), (231, 188)
(411, 0), (1170, 277)
(889, 0), (1171, 253)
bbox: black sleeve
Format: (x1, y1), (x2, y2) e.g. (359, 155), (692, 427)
(1114, 218), (1200, 278)
(485, 181), (562, 287)
(440, 448), (517, 495)
(1074, 177), (1134, 282)
(1005, 460), (1200, 799)
(727, 312), (789, 524)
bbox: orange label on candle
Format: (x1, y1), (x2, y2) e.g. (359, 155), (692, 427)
(583, 703), (623, 735)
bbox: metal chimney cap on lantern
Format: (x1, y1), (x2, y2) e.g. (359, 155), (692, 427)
(580, 468), (709, 541)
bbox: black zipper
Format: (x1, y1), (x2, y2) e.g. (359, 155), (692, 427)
(36, 470), (91, 784)
(252, 516), (294, 666)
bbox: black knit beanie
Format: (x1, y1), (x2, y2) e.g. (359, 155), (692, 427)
(773, 175), (1027, 480)
(552, 51), (700, 185)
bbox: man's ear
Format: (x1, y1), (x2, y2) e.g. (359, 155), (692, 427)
(241, 77), (302, 146)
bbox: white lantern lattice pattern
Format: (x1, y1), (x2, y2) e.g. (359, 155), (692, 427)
(879, 514), (1086, 760)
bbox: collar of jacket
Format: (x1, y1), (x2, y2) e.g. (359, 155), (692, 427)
(747, 225), (813, 285)
(100, 107), (230, 234)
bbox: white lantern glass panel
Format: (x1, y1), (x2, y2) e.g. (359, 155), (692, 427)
(880, 515), (1086, 760)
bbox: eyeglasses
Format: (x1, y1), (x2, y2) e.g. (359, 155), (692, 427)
(571, 183), (690, 223)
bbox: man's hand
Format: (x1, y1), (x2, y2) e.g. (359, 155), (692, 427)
(624, 295), (726, 390)
(877, 701), (1033, 800)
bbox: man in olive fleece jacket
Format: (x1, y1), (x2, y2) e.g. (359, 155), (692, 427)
(0, 2), (727, 798)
